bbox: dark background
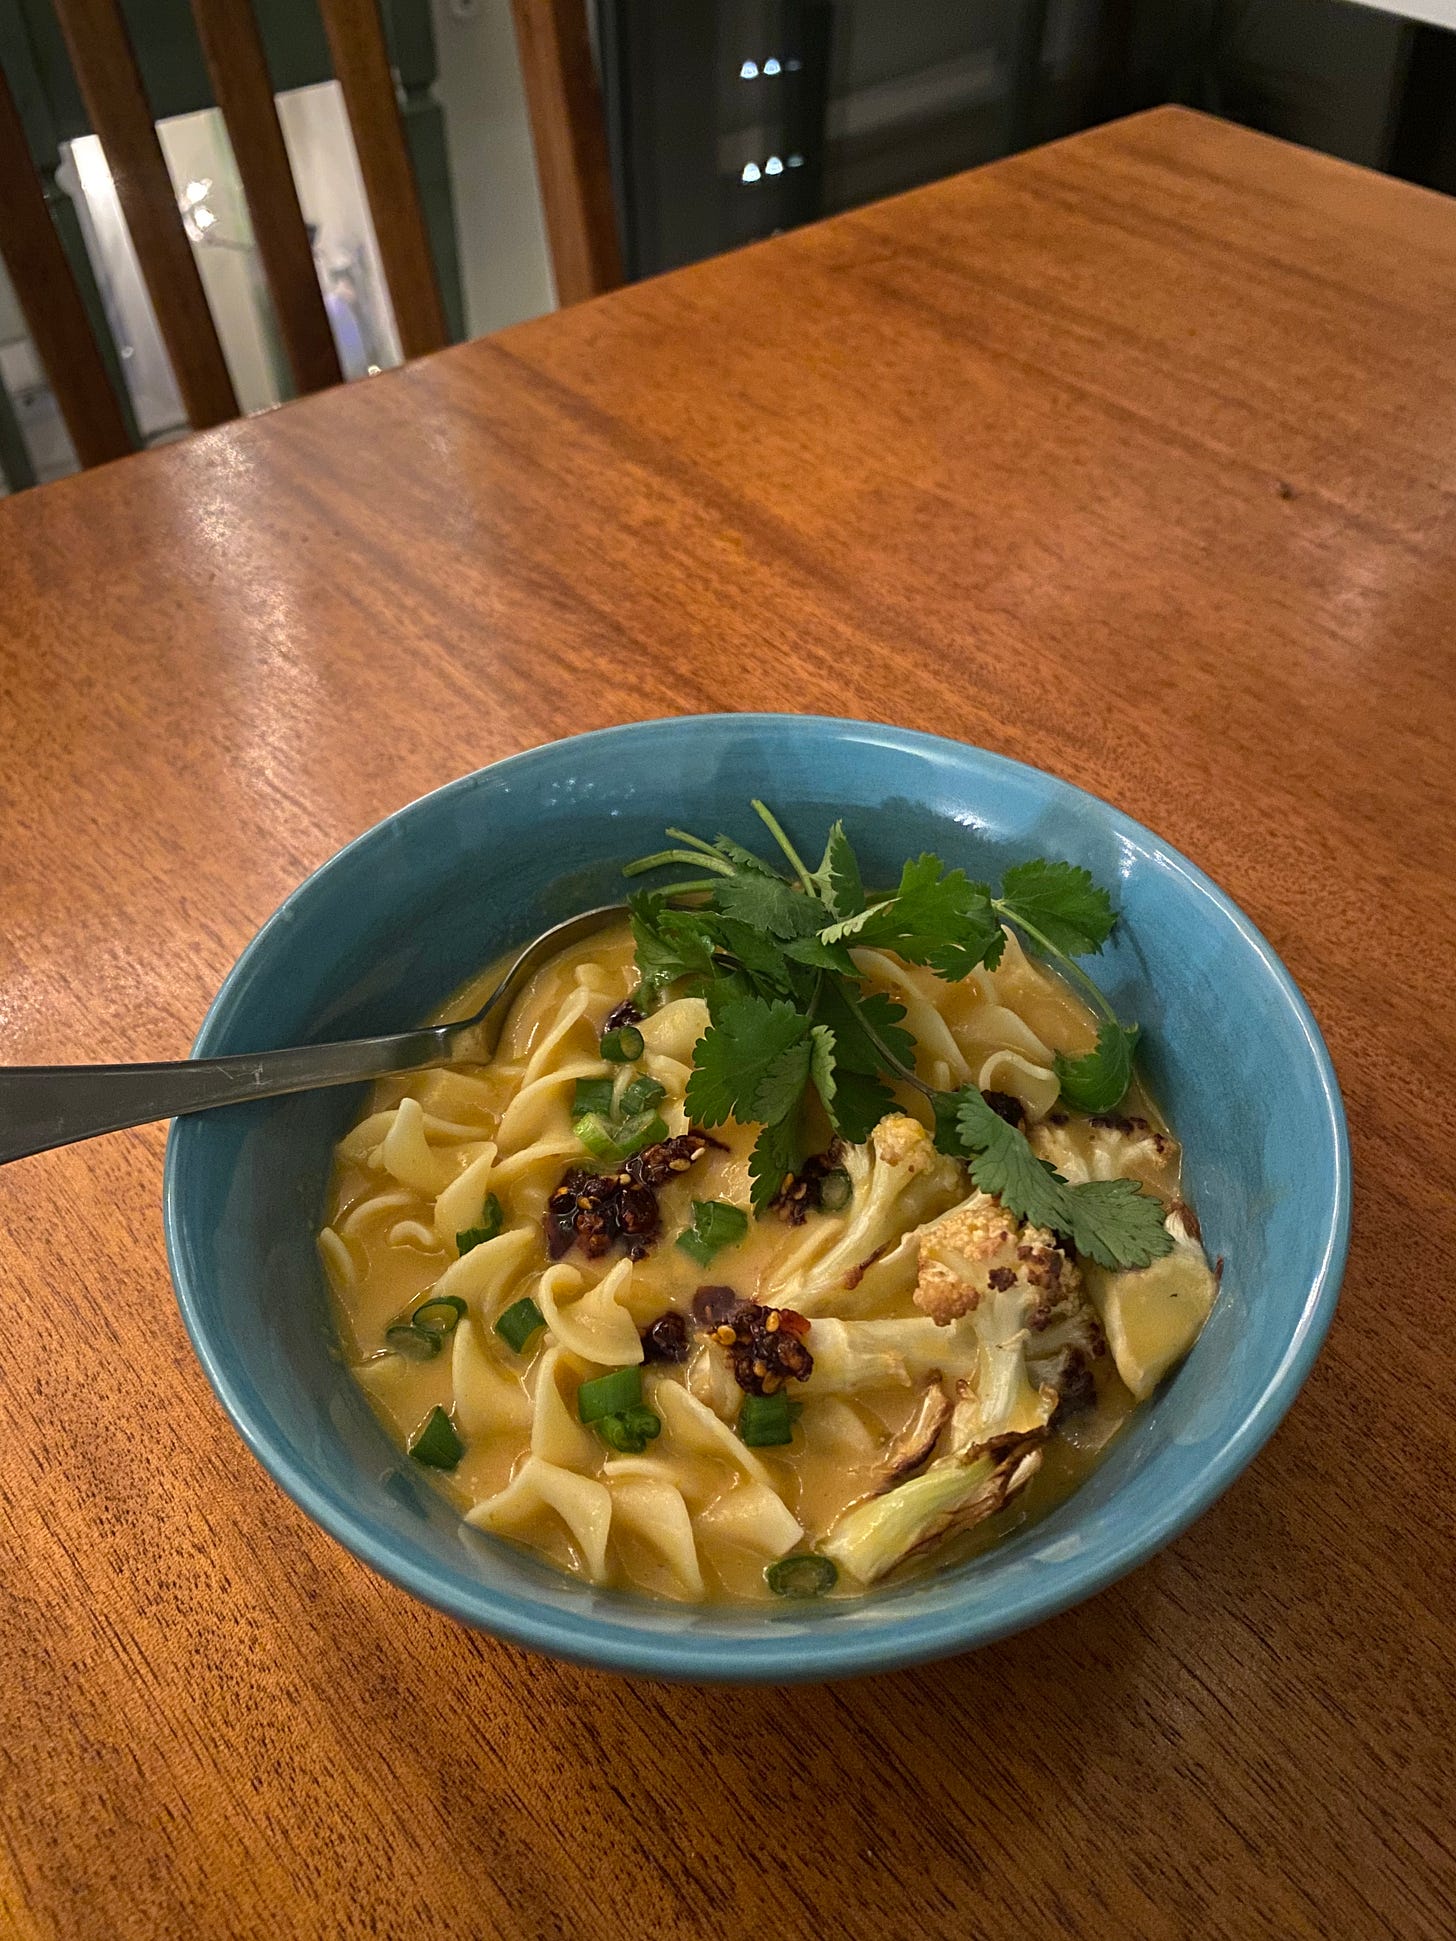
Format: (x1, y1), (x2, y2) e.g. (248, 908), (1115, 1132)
(598, 0), (1456, 278)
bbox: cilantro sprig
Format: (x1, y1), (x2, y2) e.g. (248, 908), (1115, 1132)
(622, 802), (1171, 1268)
(990, 860), (1140, 1114)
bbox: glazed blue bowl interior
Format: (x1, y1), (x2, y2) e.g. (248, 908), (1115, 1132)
(165, 716), (1348, 1681)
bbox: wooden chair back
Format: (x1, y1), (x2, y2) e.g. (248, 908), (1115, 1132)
(0, 0), (619, 485)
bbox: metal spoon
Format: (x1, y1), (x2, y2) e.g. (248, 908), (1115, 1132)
(0, 903), (628, 1167)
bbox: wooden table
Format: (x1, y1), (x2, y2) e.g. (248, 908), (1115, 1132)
(2, 106), (1453, 1940)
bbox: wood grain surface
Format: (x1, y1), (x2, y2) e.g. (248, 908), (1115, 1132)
(1, 108), (1453, 1941)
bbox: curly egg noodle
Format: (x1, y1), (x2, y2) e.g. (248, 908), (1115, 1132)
(320, 920), (1217, 1603)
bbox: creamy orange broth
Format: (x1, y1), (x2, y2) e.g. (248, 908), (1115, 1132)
(321, 921), (1182, 1602)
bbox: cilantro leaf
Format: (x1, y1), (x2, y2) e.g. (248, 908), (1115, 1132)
(1055, 1021), (1138, 1114)
(754, 1038), (814, 1125)
(782, 934), (858, 976)
(629, 893), (716, 991)
(814, 981), (915, 1078)
(684, 995), (811, 1128)
(954, 1088), (1068, 1230)
(931, 1089), (968, 1156)
(710, 915), (794, 994)
(806, 1019), (890, 1144)
(951, 1086), (1173, 1267)
(1064, 1178), (1174, 1270)
(809, 1024), (837, 1122)
(809, 820), (866, 920)
(997, 860), (1115, 958)
(822, 855), (1001, 979)
(709, 833), (778, 877)
(715, 873), (823, 940)
(748, 1112), (806, 1211)
(827, 1068), (897, 1143)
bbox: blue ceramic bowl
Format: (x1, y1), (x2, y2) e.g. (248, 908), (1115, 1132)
(165, 716), (1349, 1681)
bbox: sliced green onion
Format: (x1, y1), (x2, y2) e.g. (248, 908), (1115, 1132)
(494, 1296), (545, 1354)
(572, 1077), (615, 1118)
(577, 1365), (644, 1423)
(676, 1199), (750, 1268)
(612, 1109), (668, 1157)
(819, 1168), (852, 1212)
(601, 1024), (645, 1063)
(410, 1295), (467, 1338)
(573, 1111), (624, 1161)
(766, 1554), (838, 1599)
(739, 1389), (794, 1447)
(385, 1323), (442, 1361)
(457, 1193), (504, 1255)
(619, 1074), (666, 1115)
(409, 1405), (464, 1469)
(385, 1294), (467, 1358)
(594, 1404), (662, 1454)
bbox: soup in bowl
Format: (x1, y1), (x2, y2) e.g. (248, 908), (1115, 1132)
(165, 716), (1348, 1680)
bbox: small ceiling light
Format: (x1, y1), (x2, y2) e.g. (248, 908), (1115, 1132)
(741, 161), (762, 183)
(763, 56), (781, 75)
(765, 155), (784, 176)
(739, 59), (758, 79)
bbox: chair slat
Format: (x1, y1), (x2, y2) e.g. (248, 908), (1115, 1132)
(188, 0), (343, 397)
(509, 0), (622, 306)
(315, 0), (447, 360)
(0, 59), (131, 469)
(50, 0), (238, 430)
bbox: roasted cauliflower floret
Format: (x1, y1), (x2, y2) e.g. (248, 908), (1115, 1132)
(913, 1190), (1080, 1326)
(822, 1441), (1043, 1584)
(874, 1112), (933, 1167)
(1029, 1113), (1179, 1194)
(910, 1190), (1106, 1441)
(765, 1114), (965, 1315)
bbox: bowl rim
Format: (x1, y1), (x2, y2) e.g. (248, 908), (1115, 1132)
(165, 713), (1351, 1680)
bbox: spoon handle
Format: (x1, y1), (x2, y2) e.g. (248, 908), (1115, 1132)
(0, 1027), (455, 1166)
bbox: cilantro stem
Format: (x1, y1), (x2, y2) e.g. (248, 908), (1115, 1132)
(664, 827), (730, 858)
(991, 903), (1119, 1024)
(624, 848), (738, 878)
(750, 800), (816, 897)
(840, 986), (936, 1099)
